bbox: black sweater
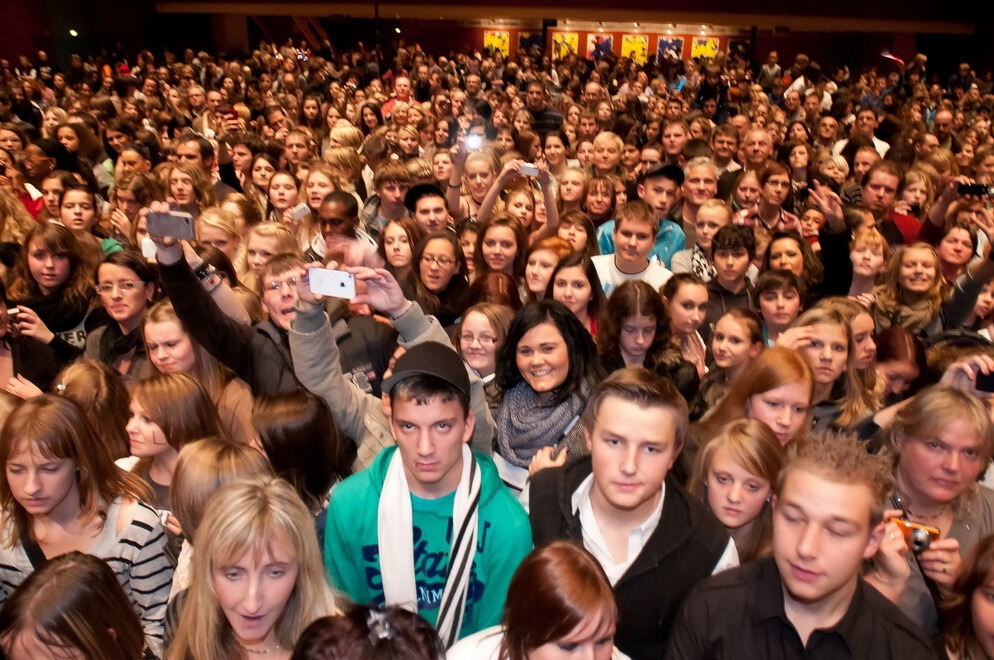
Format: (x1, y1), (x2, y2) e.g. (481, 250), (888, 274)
(529, 456), (731, 660)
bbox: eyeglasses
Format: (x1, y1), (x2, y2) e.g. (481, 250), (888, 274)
(95, 281), (145, 295)
(421, 254), (456, 267)
(460, 334), (496, 346)
(264, 276), (301, 292)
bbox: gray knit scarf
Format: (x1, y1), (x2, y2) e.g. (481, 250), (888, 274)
(495, 380), (587, 468)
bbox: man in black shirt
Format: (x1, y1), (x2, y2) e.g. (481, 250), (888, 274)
(525, 80), (563, 134)
(667, 431), (935, 660)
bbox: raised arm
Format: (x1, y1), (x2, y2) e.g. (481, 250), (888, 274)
(527, 165), (561, 244)
(447, 143), (469, 221)
(477, 159), (523, 226)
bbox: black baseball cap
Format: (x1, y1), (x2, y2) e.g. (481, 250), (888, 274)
(640, 163), (684, 186)
(381, 342), (470, 398)
(404, 183), (446, 213)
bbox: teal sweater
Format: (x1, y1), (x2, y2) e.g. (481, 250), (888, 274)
(324, 446), (533, 639)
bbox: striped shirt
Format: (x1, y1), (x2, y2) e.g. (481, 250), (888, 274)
(0, 498), (174, 656)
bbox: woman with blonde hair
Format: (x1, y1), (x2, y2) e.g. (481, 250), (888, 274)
(0, 187), (37, 245)
(237, 222), (299, 293)
(873, 241), (994, 338)
(688, 419), (784, 562)
(776, 306), (872, 431)
(168, 438), (274, 599)
(0, 395), (170, 653)
(0, 552), (147, 659)
(323, 147), (363, 199)
(884, 383), (994, 636)
(167, 477), (341, 659)
(197, 206), (242, 263)
(144, 301), (255, 444)
(328, 122), (363, 151)
(448, 149), (499, 222)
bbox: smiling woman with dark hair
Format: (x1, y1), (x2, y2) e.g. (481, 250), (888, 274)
(493, 299), (603, 491)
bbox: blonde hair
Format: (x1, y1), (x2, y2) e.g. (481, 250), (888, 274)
(197, 206), (239, 240)
(813, 297), (881, 425)
(779, 429), (893, 526)
(329, 123), (363, 150)
(0, 188), (36, 244)
(167, 477), (340, 659)
(322, 149), (362, 192)
(697, 198), (733, 223)
(237, 223), (299, 293)
(888, 385), (994, 514)
(688, 419), (784, 561)
(169, 439), (273, 545)
(873, 242), (949, 324)
(849, 226), (891, 263)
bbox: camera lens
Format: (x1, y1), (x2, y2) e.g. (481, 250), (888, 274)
(910, 527), (932, 553)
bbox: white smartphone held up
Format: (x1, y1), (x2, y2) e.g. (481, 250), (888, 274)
(147, 211), (196, 240)
(291, 202), (311, 222)
(519, 162), (540, 177)
(308, 267), (356, 299)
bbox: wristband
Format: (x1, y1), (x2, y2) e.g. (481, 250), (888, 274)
(193, 261), (216, 281)
(448, 182), (461, 188)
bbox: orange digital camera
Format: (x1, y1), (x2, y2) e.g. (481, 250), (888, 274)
(889, 517), (940, 553)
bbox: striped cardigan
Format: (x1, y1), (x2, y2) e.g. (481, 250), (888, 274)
(0, 497), (174, 656)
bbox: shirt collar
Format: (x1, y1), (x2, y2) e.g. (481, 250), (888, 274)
(750, 558), (870, 654)
(570, 473), (666, 536)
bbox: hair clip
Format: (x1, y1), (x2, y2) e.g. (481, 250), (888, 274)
(367, 608), (392, 645)
(55, 383), (67, 393)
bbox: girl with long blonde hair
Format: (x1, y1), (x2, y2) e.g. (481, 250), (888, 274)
(167, 477), (340, 659)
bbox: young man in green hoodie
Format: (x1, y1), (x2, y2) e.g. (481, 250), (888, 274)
(322, 339), (533, 646)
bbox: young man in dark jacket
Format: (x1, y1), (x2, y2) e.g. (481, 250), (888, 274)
(667, 431), (935, 659)
(528, 367), (736, 659)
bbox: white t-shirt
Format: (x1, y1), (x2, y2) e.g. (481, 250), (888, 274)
(592, 254), (672, 296)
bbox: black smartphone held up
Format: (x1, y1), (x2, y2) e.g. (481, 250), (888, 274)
(958, 183), (993, 197)
(975, 370), (994, 393)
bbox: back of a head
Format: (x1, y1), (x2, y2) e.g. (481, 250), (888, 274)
(290, 605), (445, 660)
(252, 392), (352, 509)
(170, 437), (274, 545)
(0, 552), (144, 660)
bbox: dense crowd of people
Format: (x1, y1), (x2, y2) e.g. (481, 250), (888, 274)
(0, 33), (992, 658)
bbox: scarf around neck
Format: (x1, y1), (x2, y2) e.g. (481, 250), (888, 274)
(377, 445), (481, 647)
(98, 322), (143, 365)
(496, 380), (587, 467)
